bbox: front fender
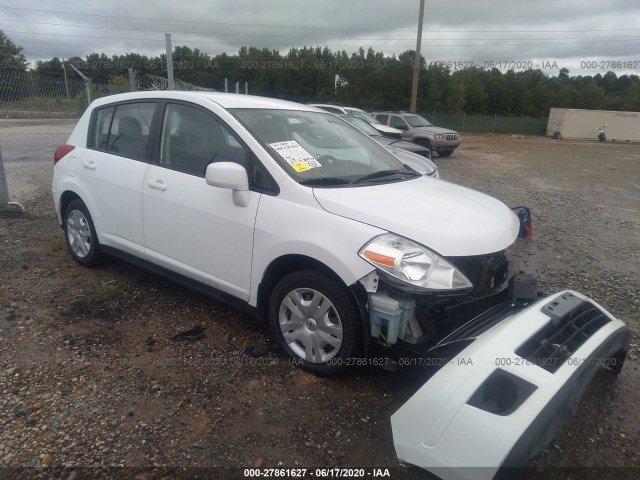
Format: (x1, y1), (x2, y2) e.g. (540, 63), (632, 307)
(248, 193), (384, 307)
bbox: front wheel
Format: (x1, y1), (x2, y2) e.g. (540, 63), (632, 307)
(415, 138), (432, 150)
(269, 270), (362, 376)
(63, 199), (102, 266)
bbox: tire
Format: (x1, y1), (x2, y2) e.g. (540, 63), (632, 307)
(415, 138), (432, 150)
(269, 270), (362, 376)
(63, 199), (102, 267)
(437, 150), (454, 157)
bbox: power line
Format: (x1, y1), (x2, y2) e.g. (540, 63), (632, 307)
(0, 5), (416, 32)
(4, 18), (640, 42)
(5, 29), (640, 48)
(2, 5), (640, 35)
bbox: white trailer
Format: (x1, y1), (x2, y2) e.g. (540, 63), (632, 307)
(547, 108), (640, 142)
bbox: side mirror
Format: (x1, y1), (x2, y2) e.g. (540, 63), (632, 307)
(205, 162), (251, 207)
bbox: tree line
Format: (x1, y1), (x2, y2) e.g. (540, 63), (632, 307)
(3, 31), (640, 117)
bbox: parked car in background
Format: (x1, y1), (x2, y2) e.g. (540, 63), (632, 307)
(308, 104), (403, 138)
(374, 112), (460, 157)
(338, 114), (439, 178)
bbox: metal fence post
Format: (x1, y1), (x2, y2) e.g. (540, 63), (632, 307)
(128, 68), (136, 91)
(0, 145), (25, 214)
(521, 114), (525, 135)
(462, 111), (466, 133)
(0, 145), (9, 205)
(493, 113), (497, 134)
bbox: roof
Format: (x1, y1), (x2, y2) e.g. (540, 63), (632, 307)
(89, 91), (320, 111)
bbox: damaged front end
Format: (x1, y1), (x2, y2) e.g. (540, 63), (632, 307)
(356, 243), (630, 478)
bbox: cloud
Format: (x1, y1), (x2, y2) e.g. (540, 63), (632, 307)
(2, 0), (640, 75)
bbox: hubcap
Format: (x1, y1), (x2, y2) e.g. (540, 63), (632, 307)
(278, 288), (343, 363)
(66, 209), (91, 258)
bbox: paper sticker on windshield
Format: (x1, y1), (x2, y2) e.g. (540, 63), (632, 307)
(269, 141), (322, 171)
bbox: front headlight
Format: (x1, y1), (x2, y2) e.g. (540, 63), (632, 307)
(359, 234), (472, 291)
(434, 134), (445, 140)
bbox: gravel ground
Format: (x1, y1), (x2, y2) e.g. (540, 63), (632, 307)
(0, 133), (639, 480)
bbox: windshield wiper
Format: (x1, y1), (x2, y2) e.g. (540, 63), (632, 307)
(355, 169), (419, 182)
(299, 177), (352, 186)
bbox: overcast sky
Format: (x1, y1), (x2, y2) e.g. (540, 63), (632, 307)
(2, 0), (640, 76)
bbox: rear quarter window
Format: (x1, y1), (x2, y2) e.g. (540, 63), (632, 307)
(90, 102), (156, 161)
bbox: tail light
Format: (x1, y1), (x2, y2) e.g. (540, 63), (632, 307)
(54, 144), (75, 165)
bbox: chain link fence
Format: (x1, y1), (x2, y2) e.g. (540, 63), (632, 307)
(422, 112), (548, 135)
(0, 71), (129, 213)
(0, 71), (216, 214)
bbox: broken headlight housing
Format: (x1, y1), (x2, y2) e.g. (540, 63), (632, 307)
(359, 234), (473, 292)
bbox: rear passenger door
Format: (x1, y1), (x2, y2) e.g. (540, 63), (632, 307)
(81, 101), (157, 256)
(142, 102), (261, 301)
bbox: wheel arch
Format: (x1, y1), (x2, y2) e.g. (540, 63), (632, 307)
(257, 254), (372, 356)
(256, 254), (345, 323)
(59, 190), (83, 222)
(256, 254), (371, 355)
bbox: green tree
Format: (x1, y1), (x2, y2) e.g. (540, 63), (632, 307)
(0, 30), (28, 71)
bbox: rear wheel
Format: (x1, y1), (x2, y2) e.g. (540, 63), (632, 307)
(63, 199), (102, 266)
(269, 270), (361, 376)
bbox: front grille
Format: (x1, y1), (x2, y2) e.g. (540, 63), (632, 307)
(448, 251), (510, 296)
(515, 293), (611, 373)
(445, 133), (458, 141)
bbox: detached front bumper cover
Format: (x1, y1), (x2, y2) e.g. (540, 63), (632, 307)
(391, 290), (630, 480)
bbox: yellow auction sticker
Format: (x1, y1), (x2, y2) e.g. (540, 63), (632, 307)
(290, 162), (311, 172)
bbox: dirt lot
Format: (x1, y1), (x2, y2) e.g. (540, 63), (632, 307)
(1, 134), (639, 479)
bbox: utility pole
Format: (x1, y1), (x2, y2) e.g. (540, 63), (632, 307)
(410, 0), (425, 113)
(165, 33), (175, 90)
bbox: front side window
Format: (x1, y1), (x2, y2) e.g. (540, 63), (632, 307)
(375, 114), (389, 124)
(232, 109), (418, 187)
(159, 103), (248, 176)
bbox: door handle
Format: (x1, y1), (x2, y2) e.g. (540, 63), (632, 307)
(148, 180), (167, 191)
(82, 160), (96, 170)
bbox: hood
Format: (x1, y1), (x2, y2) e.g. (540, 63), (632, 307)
(373, 136), (430, 156)
(373, 124), (403, 138)
(313, 178), (519, 257)
(386, 147), (437, 176)
(416, 126), (458, 135)
(387, 138), (429, 153)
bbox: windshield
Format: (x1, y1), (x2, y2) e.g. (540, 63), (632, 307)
(232, 109), (418, 187)
(405, 115), (433, 127)
(345, 109), (381, 125)
(340, 115), (381, 136)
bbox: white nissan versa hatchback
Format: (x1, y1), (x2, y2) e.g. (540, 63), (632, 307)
(53, 91), (629, 479)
